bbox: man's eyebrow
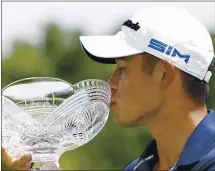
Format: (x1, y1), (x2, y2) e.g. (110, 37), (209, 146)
(115, 56), (133, 62)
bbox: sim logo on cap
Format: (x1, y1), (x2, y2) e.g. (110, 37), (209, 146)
(148, 38), (191, 64)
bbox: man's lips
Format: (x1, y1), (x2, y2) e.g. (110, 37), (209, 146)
(110, 95), (117, 108)
(110, 101), (116, 108)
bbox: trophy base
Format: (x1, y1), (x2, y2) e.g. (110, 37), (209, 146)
(31, 162), (61, 170)
(32, 153), (60, 162)
(31, 154), (61, 170)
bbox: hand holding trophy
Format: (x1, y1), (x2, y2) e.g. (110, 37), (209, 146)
(2, 77), (111, 170)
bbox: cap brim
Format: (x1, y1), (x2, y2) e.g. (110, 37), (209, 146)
(80, 35), (142, 64)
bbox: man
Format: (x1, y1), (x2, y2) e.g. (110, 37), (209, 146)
(2, 6), (215, 170)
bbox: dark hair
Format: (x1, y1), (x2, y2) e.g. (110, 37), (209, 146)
(141, 53), (214, 105)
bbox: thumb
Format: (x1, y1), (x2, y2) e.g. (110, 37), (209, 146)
(2, 146), (13, 167)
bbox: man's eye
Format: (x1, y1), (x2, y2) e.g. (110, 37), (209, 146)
(119, 67), (125, 73)
(119, 67), (126, 79)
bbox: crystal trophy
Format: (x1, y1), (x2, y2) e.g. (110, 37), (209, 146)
(2, 77), (111, 170)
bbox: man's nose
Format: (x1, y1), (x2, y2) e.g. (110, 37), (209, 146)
(108, 71), (119, 93)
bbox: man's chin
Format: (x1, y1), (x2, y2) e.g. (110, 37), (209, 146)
(116, 121), (140, 128)
(114, 115), (140, 128)
(113, 111), (149, 128)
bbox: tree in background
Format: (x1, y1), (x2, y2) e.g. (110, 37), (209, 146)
(2, 23), (215, 170)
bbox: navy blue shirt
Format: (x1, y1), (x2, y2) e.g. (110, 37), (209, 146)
(124, 110), (215, 171)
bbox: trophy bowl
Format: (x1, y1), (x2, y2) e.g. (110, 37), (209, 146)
(2, 77), (111, 170)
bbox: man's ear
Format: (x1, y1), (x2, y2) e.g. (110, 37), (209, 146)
(161, 60), (176, 89)
(153, 60), (176, 89)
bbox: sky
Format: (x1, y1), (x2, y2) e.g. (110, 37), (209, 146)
(2, 2), (215, 58)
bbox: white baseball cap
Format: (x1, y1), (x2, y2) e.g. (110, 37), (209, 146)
(80, 6), (214, 83)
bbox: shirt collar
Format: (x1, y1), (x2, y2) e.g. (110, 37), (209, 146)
(134, 139), (159, 171)
(175, 109), (215, 167)
(126, 110), (215, 171)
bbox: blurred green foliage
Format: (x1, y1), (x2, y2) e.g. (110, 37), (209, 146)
(2, 23), (215, 170)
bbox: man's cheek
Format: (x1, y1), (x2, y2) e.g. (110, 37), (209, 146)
(118, 85), (133, 104)
(118, 80), (125, 97)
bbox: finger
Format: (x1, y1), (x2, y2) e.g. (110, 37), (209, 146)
(2, 146), (11, 158)
(12, 161), (31, 171)
(12, 159), (31, 171)
(20, 162), (31, 171)
(22, 154), (32, 162)
(12, 155), (31, 170)
(2, 146), (6, 152)
(14, 154), (32, 166)
(2, 146), (13, 167)
(12, 151), (23, 158)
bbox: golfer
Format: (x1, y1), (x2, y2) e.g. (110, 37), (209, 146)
(2, 6), (215, 170)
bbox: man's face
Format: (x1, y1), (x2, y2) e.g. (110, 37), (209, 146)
(109, 54), (163, 127)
